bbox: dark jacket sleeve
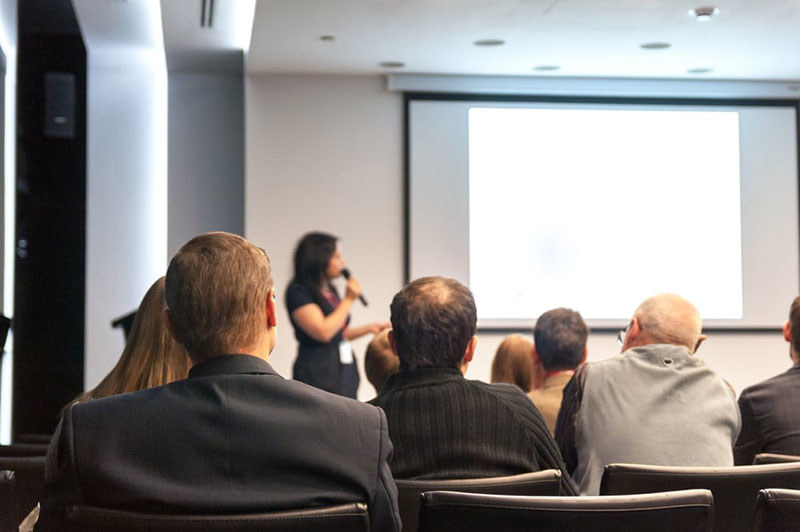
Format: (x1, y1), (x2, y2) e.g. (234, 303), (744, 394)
(733, 392), (761, 465)
(554, 364), (586, 477)
(369, 407), (401, 532)
(35, 406), (83, 532)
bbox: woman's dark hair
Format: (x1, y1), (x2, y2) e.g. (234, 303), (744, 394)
(291, 232), (338, 300)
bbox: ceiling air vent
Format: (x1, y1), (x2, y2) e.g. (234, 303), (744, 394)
(200, 0), (214, 28)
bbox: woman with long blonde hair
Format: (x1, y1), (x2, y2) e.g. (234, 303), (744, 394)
(73, 277), (191, 403)
(490, 334), (542, 393)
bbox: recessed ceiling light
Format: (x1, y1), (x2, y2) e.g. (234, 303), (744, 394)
(688, 6), (719, 21)
(379, 61), (405, 69)
(474, 39), (505, 47)
(319, 35), (335, 42)
(533, 65), (560, 72)
(640, 42), (671, 50)
(687, 67), (713, 74)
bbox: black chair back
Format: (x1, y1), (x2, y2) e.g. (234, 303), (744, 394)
(0, 443), (49, 457)
(753, 488), (800, 532)
(418, 489), (714, 532)
(601, 462), (800, 532)
(396, 470), (562, 532)
(0, 456), (45, 526)
(0, 470), (18, 532)
(15, 434), (52, 445)
(63, 502), (369, 532)
(754, 453), (800, 465)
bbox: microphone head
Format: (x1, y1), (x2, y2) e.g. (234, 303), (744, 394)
(341, 268), (351, 280)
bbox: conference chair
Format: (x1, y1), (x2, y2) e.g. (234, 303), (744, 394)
(0, 456), (45, 527)
(753, 488), (800, 532)
(417, 488), (714, 532)
(396, 470), (563, 532)
(754, 453), (800, 465)
(0, 443), (48, 457)
(62, 502), (369, 532)
(0, 470), (18, 532)
(600, 462), (800, 532)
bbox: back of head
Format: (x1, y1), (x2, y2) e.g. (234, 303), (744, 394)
(632, 293), (702, 351)
(365, 329), (399, 393)
(165, 232), (273, 363)
(79, 277), (191, 402)
(533, 308), (588, 372)
(390, 276), (477, 371)
(789, 295), (800, 355)
(491, 334), (535, 392)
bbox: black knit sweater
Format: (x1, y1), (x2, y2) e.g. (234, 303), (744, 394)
(369, 367), (577, 495)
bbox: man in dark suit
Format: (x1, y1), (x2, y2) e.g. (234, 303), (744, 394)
(735, 295), (800, 465)
(36, 232), (401, 531)
(369, 276), (576, 494)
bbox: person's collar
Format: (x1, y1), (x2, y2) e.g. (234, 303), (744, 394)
(188, 354), (278, 379)
(623, 343), (692, 359)
(380, 366), (463, 392)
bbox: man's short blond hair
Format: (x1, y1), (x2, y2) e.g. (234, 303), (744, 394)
(165, 232), (273, 362)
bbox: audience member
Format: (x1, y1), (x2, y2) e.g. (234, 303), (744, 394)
(365, 329), (399, 394)
(734, 295), (800, 464)
(555, 293), (740, 495)
(529, 308), (587, 434)
(36, 232), (400, 532)
(370, 276), (576, 494)
(490, 334), (540, 392)
(71, 277), (190, 405)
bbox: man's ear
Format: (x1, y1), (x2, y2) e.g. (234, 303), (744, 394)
(266, 288), (277, 328)
(693, 334), (707, 354)
(784, 320), (792, 343)
(388, 330), (399, 357)
(580, 346), (588, 364)
(531, 345), (540, 366)
(463, 335), (478, 364)
(623, 317), (641, 351)
(163, 309), (183, 345)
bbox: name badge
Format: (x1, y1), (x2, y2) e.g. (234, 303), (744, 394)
(339, 341), (354, 364)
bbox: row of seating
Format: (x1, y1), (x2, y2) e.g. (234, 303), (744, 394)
(4, 443), (800, 531)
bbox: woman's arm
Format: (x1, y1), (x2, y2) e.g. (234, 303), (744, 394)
(343, 322), (391, 341)
(290, 277), (361, 343)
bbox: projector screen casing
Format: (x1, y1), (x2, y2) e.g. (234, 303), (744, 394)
(405, 93), (800, 330)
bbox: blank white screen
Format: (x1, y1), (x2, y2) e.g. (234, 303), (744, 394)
(409, 100), (799, 328)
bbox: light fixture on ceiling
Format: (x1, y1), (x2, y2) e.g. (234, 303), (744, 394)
(640, 42), (671, 50)
(379, 61), (405, 68)
(474, 39), (505, 46)
(688, 6), (719, 21)
(320, 35), (335, 42)
(687, 67), (713, 74)
(533, 65), (560, 72)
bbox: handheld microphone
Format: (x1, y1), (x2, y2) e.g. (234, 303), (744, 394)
(341, 268), (368, 306)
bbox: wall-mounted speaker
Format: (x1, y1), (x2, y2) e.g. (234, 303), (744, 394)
(44, 72), (75, 139)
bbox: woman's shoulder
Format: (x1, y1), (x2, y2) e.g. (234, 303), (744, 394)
(286, 281), (316, 310)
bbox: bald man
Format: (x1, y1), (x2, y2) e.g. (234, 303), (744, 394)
(554, 294), (740, 495)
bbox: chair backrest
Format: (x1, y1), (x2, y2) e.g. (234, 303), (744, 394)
(62, 502), (369, 532)
(417, 488), (714, 532)
(0, 443), (49, 457)
(753, 488), (800, 532)
(396, 470), (562, 532)
(0, 470), (18, 532)
(601, 462), (800, 532)
(0, 456), (45, 526)
(754, 453), (800, 465)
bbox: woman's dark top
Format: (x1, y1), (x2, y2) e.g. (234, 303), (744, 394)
(286, 281), (359, 398)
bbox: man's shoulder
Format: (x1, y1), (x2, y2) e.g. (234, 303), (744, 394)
(468, 380), (538, 410)
(740, 367), (800, 403)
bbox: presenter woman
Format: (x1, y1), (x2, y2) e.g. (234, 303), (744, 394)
(286, 232), (388, 398)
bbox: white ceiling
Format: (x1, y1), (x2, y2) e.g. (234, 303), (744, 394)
(245, 0), (800, 81)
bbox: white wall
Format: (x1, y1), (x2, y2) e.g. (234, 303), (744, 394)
(0, 0), (16, 443)
(168, 68), (244, 257)
(245, 73), (794, 401)
(83, 49), (168, 388)
(246, 74), (403, 400)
